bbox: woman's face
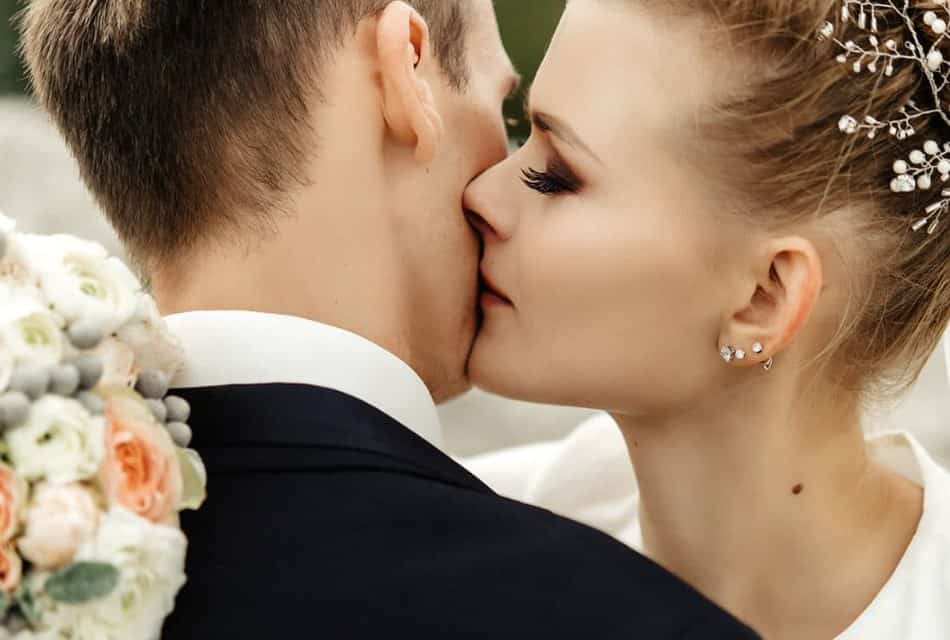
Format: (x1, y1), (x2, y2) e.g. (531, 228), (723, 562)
(465, 1), (749, 414)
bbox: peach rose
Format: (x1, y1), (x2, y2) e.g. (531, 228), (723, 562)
(0, 464), (26, 542)
(100, 395), (182, 523)
(18, 483), (100, 570)
(0, 544), (22, 592)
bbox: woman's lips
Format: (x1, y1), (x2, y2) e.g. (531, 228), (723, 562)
(479, 269), (513, 307)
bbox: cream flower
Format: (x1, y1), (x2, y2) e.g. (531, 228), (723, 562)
(18, 483), (100, 570)
(54, 508), (187, 640)
(0, 282), (66, 368)
(5, 396), (105, 485)
(13, 234), (142, 337)
(91, 338), (136, 389)
(116, 295), (183, 381)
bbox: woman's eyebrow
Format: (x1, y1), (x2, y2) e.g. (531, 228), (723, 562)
(524, 84), (604, 165)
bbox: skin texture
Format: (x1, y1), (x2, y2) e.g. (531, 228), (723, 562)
(156, 1), (517, 403)
(465, 2), (924, 637)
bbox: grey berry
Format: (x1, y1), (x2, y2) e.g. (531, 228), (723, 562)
(0, 392), (30, 428)
(76, 391), (105, 415)
(75, 355), (104, 390)
(67, 320), (105, 350)
(166, 421), (192, 447)
(146, 398), (168, 423)
(8, 365), (50, 400)
(163, 395), (191, 423)
(50, 364), (81, 397)
(136, 369), (169, 400)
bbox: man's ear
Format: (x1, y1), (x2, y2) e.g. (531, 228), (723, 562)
(377, 1), (444, 164)
(721, 237), (824, 366)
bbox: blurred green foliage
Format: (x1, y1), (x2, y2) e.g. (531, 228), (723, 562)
(497, 0), (565, 142)
(0, 0), (564, 136)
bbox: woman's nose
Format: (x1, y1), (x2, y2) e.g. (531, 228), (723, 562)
(462, 161), (517, 242)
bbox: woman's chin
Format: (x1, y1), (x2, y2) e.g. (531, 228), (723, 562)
(468, 333), (527, 399)
(468, 334), (561, 406)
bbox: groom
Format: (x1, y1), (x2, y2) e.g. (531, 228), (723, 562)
(21, 1), (756, 637)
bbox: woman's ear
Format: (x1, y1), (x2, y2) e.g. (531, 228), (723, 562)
(377, 1), (444, 164)
(721, 237), (824, 366)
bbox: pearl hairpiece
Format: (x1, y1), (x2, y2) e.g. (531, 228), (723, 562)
(821, 0), (950, 236)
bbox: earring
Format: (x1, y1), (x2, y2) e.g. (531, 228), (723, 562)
(721, 346), (749, 362)
(723, 342), (774, 371)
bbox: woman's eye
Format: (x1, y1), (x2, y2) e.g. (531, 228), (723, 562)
(520, 164), (580, 196)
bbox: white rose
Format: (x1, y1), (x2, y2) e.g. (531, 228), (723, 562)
(115, 296), (183, 380)
(0, 283), (67, 368)
(18, 483), (100, 570)
(5, 396), (105, 485)
(54, 508), (187, 640)
(13, 234), (142, 336)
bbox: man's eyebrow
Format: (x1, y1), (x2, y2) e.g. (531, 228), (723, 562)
(523, 83), (604, 165)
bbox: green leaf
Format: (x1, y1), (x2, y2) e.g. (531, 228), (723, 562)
(46, 562), (120, 604)
(14, 585), (41, 627)
(0, 590), (10, 618)
(177, 447), (207, 511)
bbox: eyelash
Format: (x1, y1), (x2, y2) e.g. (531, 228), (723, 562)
(520, 162), (581, 196)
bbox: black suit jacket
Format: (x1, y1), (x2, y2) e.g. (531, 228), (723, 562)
(162, 384), (758, 639)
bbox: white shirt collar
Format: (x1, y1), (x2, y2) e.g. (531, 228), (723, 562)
(164, 311), (443, 448)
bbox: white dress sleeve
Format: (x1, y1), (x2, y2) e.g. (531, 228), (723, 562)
(459, 413), (643, 550)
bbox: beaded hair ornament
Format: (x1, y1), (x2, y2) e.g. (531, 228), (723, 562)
(820, 0), (950, 235)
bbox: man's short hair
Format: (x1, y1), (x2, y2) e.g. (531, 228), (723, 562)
(19, 1), (469, 266)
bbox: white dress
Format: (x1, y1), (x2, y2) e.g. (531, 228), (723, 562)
(463, 414), (950, 640)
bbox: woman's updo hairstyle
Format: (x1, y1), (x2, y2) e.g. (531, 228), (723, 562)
(663, 0), (950, 395)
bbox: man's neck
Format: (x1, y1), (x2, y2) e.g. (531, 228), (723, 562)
(612, 380), (923, 639)
(154, 198), (415, 376)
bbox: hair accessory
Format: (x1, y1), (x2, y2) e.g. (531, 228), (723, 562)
(821, 1), (950, 236)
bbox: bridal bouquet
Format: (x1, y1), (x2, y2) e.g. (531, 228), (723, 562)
(0, 214), (206, 639)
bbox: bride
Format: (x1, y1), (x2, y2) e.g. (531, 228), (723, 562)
(462, 1), (950, 638)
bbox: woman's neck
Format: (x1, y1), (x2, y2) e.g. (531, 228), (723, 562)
(612, 380), (923, 639)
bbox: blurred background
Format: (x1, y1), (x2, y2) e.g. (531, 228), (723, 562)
(0, 1), (947, 465)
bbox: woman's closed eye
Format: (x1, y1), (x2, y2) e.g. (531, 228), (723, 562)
(520, 158), (581, 196)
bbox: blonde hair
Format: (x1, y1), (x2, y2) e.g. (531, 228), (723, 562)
(658, 0), (950, 396)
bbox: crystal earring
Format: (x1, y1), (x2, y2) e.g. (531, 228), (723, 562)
(752, 343), (774, 371)
(721, 346), (748, 362)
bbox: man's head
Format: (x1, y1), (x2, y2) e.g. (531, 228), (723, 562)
(20, 0), (517, 401)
